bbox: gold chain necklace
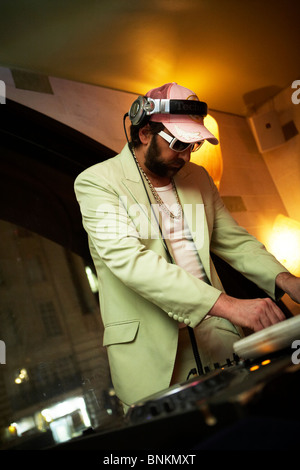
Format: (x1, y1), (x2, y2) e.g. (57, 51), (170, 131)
(132, 148), (183, 220)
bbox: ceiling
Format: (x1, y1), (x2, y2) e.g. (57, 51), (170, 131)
(0, 0), (299, 116)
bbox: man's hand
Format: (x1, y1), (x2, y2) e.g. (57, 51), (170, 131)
(209, 293), (286, 332)
(276, 272), (300, 304)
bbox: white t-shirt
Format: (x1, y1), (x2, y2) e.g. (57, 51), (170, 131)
(155, 183), (209, 283)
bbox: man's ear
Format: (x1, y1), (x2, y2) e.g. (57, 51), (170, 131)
(138, 125), (152, 145)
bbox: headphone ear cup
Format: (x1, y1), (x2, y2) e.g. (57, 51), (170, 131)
(129, 96), (148, 126)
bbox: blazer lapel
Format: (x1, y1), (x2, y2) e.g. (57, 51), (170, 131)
(119, 146), (165, 243)
(120, 146), (149, 202)
(174, 165), (211, 281)
(119, 147), (211, 276)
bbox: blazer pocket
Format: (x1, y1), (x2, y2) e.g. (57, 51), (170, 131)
(103, 320), (140, 346)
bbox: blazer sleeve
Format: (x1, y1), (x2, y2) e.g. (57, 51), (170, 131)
(74, 167), (222, 328)
(206, 172), (288, 299)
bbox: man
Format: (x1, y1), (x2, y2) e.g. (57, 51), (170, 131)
(75, 82), (300, 411)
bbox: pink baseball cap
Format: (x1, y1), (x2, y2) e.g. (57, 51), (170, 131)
(146, 82), (218, 145)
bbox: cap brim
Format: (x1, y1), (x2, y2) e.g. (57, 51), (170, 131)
(163, 121), (219, 145)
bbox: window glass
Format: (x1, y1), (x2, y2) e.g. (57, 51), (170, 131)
(0, 220), (123, 449)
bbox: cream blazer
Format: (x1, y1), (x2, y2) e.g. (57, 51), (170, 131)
(75, 144), (287, 406)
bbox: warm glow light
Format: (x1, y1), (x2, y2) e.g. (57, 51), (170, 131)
(261, 359), (271, 366)
(14, 368), (28, 384)
(8, 425), (17, 435)
(190, 114), (223, 188)
(249, 365), (260, 372)
(267, 215), (300, 276)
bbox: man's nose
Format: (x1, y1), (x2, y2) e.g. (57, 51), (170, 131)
(180, 148), (191, 162)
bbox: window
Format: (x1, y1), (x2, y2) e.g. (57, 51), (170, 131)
(0, 104), (120, 449)
(0, 222), (116, 449)
(26, 255), (46, 283)
(39, 301), (62, 337)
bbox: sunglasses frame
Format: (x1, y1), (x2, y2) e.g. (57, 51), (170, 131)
(158, 130), (204, 153)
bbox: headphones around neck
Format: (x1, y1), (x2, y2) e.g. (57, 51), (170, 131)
(128, 95), (208, 127)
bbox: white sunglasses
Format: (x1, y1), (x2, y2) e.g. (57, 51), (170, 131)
(158, 130), (204, 153)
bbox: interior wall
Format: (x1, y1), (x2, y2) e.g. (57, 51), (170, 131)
(3, 67), (299, 315)
(2, 69), (286, 214)
(253, 84), (300, 223)
(213, 109), (288, 243)
(1, 67), (133, 154)
(3, 66), (294, 237)
(2, 66), (292, 240)
(2, 67), (300, 315)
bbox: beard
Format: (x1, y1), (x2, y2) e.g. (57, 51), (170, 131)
(144, 135), (186, 179)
